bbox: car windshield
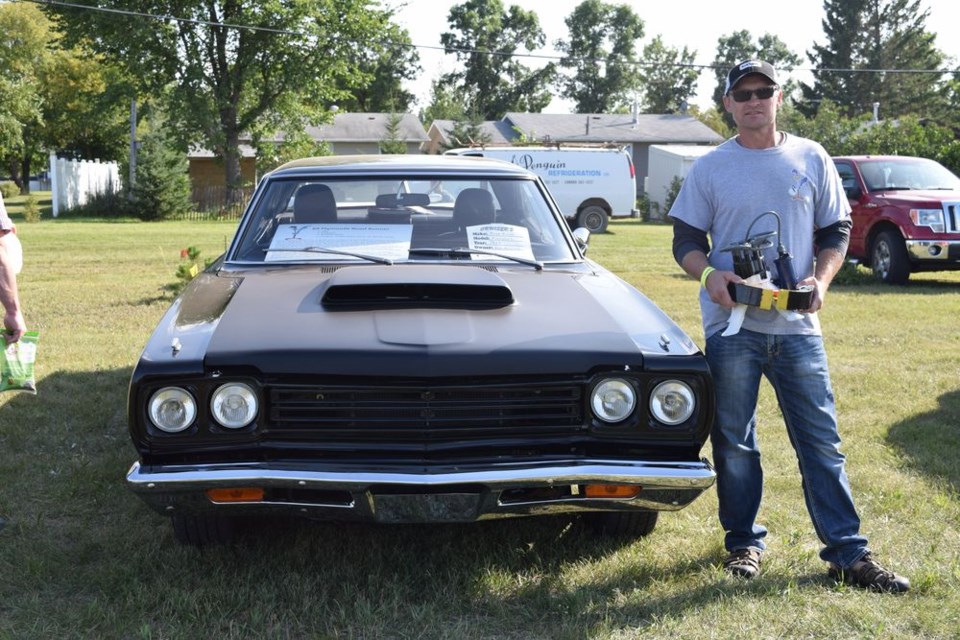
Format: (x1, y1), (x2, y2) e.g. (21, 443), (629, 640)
(230, 174), (579, 264)
(858, 158), (960, 191)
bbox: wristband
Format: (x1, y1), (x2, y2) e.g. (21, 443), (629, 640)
(700, 266), (716, 288)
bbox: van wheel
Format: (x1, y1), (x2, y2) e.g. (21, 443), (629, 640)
(171, 514), (236, 547)
(871, 230), (910, 284)
(577, 206), (609, 233)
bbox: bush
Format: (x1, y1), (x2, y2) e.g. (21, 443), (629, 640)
(166, 245), (213, 295)
(22, 194), (41, 222)
(0, 181), (19, 199)
(59, 190), (134, 218)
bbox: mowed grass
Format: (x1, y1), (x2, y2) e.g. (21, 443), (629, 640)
(1, 214), (958, 639)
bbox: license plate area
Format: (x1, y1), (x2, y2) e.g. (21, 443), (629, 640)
(372, 493), (481, 523)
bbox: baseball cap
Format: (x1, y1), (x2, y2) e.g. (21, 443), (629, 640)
(724, 60), (778, 94)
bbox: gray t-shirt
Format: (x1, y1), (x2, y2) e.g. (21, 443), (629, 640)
(668, 133), (851, 339)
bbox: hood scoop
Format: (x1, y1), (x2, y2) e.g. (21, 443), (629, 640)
(321, 265), (514, 310)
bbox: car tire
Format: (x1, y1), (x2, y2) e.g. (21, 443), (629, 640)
(871, 230), (911, 284)
(585, 510), (658, 538)
(577, 206), (609, 233)
(171, 514), (236, 547)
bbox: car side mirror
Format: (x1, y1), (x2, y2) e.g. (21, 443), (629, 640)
(572, 227), (590, 253)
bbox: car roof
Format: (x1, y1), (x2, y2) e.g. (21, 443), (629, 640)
(268, 154), (536, 179)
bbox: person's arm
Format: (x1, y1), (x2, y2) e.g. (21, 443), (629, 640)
(799, 219), (852, 313)
(0, 231), (25, 343)
(672, 218), (739, 308)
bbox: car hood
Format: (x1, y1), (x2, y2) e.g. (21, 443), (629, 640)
(140, 264), (700, 378)
(870, 189), (960, 204)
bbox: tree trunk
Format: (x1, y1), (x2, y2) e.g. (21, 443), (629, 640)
(19, 156), (32, 195)
(222, 126), (243, 207)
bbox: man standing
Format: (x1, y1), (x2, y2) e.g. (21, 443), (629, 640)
(668, 60), (908, 592)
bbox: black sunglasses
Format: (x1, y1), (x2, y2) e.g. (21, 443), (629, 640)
(729, 86), (779, 102)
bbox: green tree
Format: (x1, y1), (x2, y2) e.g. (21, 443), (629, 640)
(443, 114), (493, 150)
(803, 0), (945, 120)
(0, 3), (134, 192)
(256, 131), (331, 175)
(48, 1), (391, 205)
(132, 114), (192, 221)
(379, 113), (408, 154)
(638, 36), (699, 114)
(440, 0), (555, 119)
(337, 19), (421, 113)
(40, 51), (135, 164)
(555, 0), (645, 113)
(420, 78), (469, 124)
(0, 3), (48, 192)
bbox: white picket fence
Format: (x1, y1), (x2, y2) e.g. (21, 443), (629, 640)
(49, 154), (122, 217)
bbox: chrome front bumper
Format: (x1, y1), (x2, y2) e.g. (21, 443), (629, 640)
(127, 459), (716, 523)
(906, 239), (960, 261)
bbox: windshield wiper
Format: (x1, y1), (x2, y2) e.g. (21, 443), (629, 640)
(267, 246), (393, 265)
(409, 247), (543, 270)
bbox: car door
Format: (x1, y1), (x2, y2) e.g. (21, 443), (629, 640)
(833, 159), (869, 257)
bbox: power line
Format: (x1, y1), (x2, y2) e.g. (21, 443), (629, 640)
(21, 0), (960, 76)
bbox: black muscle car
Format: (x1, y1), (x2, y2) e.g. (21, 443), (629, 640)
(126, 154), (715, 546)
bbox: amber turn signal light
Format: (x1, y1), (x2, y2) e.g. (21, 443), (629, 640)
(583, 484), (641, 499)
(206, 487), (265, 503)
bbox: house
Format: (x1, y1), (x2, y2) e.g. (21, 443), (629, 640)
(424, 111), (724, 200)
(187, 112), (430, 196)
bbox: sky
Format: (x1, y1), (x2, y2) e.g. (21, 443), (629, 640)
(385, 0), (960, 114)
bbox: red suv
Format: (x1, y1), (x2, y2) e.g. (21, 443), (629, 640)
(833, 155), (960, 283)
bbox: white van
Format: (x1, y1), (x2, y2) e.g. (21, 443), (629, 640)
(445, 146), (638, 232)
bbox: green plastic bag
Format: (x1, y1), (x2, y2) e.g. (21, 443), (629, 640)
(1, 330), (39, 394)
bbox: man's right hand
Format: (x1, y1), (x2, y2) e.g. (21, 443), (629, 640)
(704, 269), (741, 309)
(4, 310), (25, 343)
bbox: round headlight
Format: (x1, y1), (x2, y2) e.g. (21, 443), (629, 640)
(650, 381), (695, 425)
(148, 387), (196, 433)
(211, 383), (258, 429)
(591, 378), (636, 423)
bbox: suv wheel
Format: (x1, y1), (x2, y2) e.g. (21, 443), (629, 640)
(171, 514), (236, 547)
(577, 206), (609, 233)
(585, 510), (658, 538)
(871, 230), (911, 284)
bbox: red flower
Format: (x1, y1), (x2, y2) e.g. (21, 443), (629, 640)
(180, 248), (189, 259)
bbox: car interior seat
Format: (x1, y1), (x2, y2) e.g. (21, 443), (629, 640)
(452, 188), (496, 229)
(293, 183), (337, 224)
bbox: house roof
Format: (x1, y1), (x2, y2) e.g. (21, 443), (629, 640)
(427, 120), (516, 146)
(188, 112), (430, 158)
(302, 112), (429, 143)
(503, 112), (724, 145)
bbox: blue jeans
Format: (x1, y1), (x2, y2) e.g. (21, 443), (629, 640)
(705, 329), (869, 568)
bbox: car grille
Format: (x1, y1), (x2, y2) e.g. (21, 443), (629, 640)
(946, 201), (960, 233)
(266, 380), (586, 449)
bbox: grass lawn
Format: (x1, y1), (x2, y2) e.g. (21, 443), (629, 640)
(1, 216), (958, 639)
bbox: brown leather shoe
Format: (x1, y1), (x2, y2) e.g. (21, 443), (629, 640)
(828, 553), (910, 593)
(723, 547), (763, 579)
